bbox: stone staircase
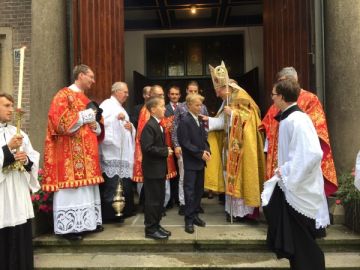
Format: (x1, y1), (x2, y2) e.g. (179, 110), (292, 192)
(33, 199), (360, 269)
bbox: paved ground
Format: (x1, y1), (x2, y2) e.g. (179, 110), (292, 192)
(33, 197), (360, 269)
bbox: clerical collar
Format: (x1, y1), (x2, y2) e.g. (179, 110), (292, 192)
(274, 103), (302, 122)
(69, 84), (82, 93)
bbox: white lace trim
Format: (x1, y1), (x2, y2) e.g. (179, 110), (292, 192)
(225, 196), (254, 217)
(278, 178), (316, 220)
(53, 203), (102, 234)
(101, 160), (133, 179)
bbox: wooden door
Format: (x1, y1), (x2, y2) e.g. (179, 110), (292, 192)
(71, 0), (124, 103)
(133, 71), (153, 105)
(263, 0), (314, 108)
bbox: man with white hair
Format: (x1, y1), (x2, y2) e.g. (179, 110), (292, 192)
(261, 67), (337, 198)
(99, 82), (136, 222)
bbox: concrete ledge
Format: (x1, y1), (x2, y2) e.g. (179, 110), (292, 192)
(34, 252), (360, 269)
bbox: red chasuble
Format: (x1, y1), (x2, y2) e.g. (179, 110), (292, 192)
(42, 87), (104, 192)
(133, 106), (177, 182)
(260, 89), (338, 196)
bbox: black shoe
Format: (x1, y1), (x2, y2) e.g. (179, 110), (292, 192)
(62, 233), (83, 241)
(193, 216), (206, 227)
(196, 206), (204, 214)
(178, 205), (185, 216)
(93, 225), (105, 233)
(159, 226), (171, 236)
(166, 201), (174, 209)
(185, 224), (194, 234)
(202, 191), (209, 198)
(145, 230), (169, 240)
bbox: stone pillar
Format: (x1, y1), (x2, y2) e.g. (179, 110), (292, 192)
(324, 1), (360, 173)
(30, 0), (69, 159)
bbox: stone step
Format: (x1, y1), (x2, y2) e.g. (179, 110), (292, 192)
(34, 251), (360, 269)
(33, 224), (360, 253)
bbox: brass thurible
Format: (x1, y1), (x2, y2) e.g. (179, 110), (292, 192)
(112, 179), (125, 216)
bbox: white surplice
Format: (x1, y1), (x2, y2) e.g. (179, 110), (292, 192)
(99, 96), (136, 178)
(0, 124), (40, 229)
(262, 106), (330, 228)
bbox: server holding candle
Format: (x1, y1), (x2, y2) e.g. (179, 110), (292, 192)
(0, 47), (41, 270)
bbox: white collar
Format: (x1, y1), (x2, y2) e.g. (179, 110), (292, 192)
(110, 95), (122, 107)
(189, 111), (199, 122)
(69, 84), (82, 93)
(152, 116), (161, 124)
(282, 102), (297, 113)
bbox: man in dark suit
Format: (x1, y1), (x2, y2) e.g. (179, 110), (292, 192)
(141, 97), (173, 240)
(178, 94), (211, 234)
(165, 85), (181, 117)
(164, 85), (181, 208)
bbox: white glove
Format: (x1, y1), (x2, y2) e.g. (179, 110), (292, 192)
(79, 109), (96, 124)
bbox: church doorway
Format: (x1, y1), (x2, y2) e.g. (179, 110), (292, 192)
(70, 0), (317, 114)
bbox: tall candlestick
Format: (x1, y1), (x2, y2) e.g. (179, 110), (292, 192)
(17, 47), (26, 109)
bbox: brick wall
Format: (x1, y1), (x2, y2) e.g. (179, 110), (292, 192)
(0, 0), (32, 131)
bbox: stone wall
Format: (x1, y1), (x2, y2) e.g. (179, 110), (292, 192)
(0, 0), (32, 130)
(30, 0), (69, 158)
(324, 0), (360, 173)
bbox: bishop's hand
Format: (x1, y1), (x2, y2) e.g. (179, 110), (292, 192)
(224, 106), (232, 116)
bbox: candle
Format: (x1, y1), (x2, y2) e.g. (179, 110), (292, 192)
(17, 47), (26, 109)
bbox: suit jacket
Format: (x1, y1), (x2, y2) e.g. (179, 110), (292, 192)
(130, 103), (143, 129)
(178, 112), (210, 171)
(141, 116), (168, 179)
(165, 103), (176, 117)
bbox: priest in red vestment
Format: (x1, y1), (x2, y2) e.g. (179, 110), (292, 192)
(260, 67), (338, 197)
(43, 64), (104, 240)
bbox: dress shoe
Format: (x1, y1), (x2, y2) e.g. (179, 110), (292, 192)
(93, 225), (105, 233)
(62, 233), (83, 241)
(145, 230), (169, 240)
(178, 205), (185, 216)
(159, 226), (171, 236)
(185, 224), (194, 234)
(196, 206), (204, 214)
(193, 216), (206, 227)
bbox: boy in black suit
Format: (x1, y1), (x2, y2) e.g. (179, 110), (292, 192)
(178, 94), (211, 234)
(141, 97), (173, 240)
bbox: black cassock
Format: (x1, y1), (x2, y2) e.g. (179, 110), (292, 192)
(263, 184), (326, 270)
(0, 220), (34, 270)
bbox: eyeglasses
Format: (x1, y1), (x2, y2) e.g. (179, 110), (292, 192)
(270, 92), (280, 97)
